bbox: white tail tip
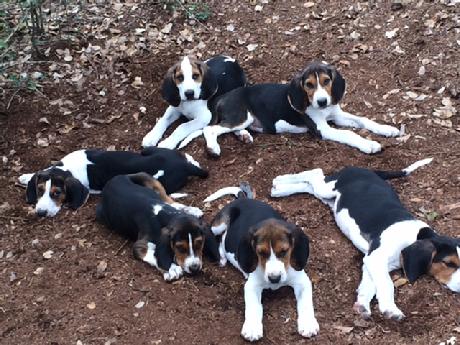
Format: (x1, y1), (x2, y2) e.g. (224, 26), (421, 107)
(403, 158), (433, 175)
(203, 186), (242, 203)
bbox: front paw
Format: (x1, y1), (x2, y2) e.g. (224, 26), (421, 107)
(241, 319), (263, 342)
(359, 140), (382, 154)
(380, 305), (405, 321)
(163, 263), (183, 281)
(298, 317), (319, 338)
(142, 134), (160, 148)
(158, 139), (177, 150)
(18, 173), (34, 185)
(353, 302), (371, 319)
(378, 125), (400, 137)
(206, 144), (221, 158)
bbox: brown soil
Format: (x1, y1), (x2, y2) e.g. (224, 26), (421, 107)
(1, 1), (459, 345)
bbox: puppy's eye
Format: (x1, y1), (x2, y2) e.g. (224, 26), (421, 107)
(444, 261), (458, 269)
(176, 75), (184, 83)
(176, 246), (187, 254)
(323, 79), (331, 85)
(51, 190), (61, 198)
(278, 250), (288, 258)
(305, 82), (314, 89)
(192, 73), (199, 80)
(257, 250), (270, 258)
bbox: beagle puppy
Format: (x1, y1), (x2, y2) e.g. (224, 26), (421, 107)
(141, 55), (246, 150)
(185, 61), (399, 157)
(96, 173), (219, 281)
(19, 147), (207, 217)
(206, 183), (319, 341)
(272, 158), (460, 320)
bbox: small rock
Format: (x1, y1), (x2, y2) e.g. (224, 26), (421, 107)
(161, 23), (173, 34)
(96, 260), (108, 278)
(139, 106), (146, 113)
(36, 296), (45, 303)
(42, 250), (54, 259)
(34, 267), (44, 275)
(226, 24), (235, 32)
(135, 301), (145, 309)
(418, 66), (425, 76)
(37, 138), (49, 147)
(10, 272), (17, 282)
(254, 4), (263, 11)
(131, 77), (143, 88)
(385, 28), (399, 39)
(246, 43), (258, 52)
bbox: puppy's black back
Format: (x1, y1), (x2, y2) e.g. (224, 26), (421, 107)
(333, 167), (414, 244)
(206, 55), (246, 98)
(97, 174), (171, 242)
(224, 199), (283, 254)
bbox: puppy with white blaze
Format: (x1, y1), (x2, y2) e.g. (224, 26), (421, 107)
(142, 55), (246, 150)
(272, 158), (460, 320)
(205, 183), (319, 342)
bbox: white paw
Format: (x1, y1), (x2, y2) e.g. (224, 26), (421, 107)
(142, 133), (161, 148)
(377, 125), (400, 137)
(359, 140), (382, 154)
(163, 263), (183, 281)
(18, 173), (34, 185)
(298, 317), (320, 338)
(157, 139), (177, 150)
(380, 304), (405, 321)
(241, 319), (263, 342)
(236, 130), (253, 144)
(219, 256), (227, 267)
(206, 143), (221, 157)
(270, 186), (285, 198)
(353, 302), (371, 319)
(184, 206), (203, 218)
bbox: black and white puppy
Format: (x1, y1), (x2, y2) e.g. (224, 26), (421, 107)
(205, 184), (319, 341)
(19, 147), (207, 217)
(272, 158), (460, 320)
(141, 55), (246, 150)
(186, 61), (399, 156)
(97, 173), (219, 281)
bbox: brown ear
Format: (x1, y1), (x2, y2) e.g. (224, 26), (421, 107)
(287, 74), (309, 112)
(161, 66), (181, 107)
(288, 224), (310, 270)
(327, 65), (346, 104)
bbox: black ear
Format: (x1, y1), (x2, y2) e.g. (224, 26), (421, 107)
(287, 74), (309, 112)
(26, 173), (38, 204)
(236, 230), (258, 274)
(203, 226), (220, 262)
(64, 177), (89, 210)
(200, 64), (218, 100)
(328, 65), (346, 104)
(161, 68), (181, 107)
(401, 239), (435, 283)
(156, 227), (175, 271)
(289, 225), (310, 270)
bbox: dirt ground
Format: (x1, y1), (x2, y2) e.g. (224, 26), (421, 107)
(1, 0), (460, 344)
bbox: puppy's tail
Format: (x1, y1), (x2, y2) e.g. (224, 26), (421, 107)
(183, 153), (208, 178)
(204, 182), (255, 203)
(374, 158), (433, 180)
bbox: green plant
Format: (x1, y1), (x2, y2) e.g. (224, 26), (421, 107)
(185, 2), (210, 21)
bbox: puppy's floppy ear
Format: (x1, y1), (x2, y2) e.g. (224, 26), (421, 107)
(327, 65), (346, 104)
(26, 173), (38, 204)
(200, 62), (218, 100)
(287, 73), (309, 112)
(401, 239), (435, 283)
(156, 227), (175, 271)
(237, 228), (258, 274)
(202, 225), (220, 262)
(161, 66), (181, 107)
(64, 177), (89, 210)
(289, 224), (310, 270)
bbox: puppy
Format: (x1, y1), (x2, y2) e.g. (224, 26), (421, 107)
(96, 173), (219, 281)
(205, 183), (319, 341)
(183, 61), (399, 156)
(272, 158), (460, 320)
(19, 147), (207, 217)
(142, 55), (246, 150)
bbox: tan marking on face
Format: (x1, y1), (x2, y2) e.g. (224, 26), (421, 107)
(304, 74), (318, 104)
(253, 220), (292, 271)
(37, 181), (46, 196)
(193, 236), (204, 258)
(50, 185), (66, 206)
(318, 72), (332, 97)
(190, 62), (204, 83)
(429, 254), (460, 284)
(172, 240), (189, 268)
(133, 240), (148, 260)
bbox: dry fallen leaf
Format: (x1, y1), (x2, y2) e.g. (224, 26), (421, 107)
(87, 302), (96, 310)
(42, 250), (54, 259)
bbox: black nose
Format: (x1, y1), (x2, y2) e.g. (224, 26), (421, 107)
(268, 274), (281, 284)
(189, 263), (201, 274)
(37, 210), (47, 217)
(184, 90), (195, 100)
(317, 98), (327, 108)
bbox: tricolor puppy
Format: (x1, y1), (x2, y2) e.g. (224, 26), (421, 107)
(272, 158), (460, 320)
(19, 147), (208, 217)
(192, 61), (399, 157)
(205, 183), (319, 341)
(142, 55), (246, 150)
(96, 173), (219, 281)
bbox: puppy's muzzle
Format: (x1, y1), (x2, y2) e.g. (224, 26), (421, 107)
(36, 209), (48, 217)
(317, 98), (328, 108)
(184, 90), (195, 100)
(268, 273), (281, 284)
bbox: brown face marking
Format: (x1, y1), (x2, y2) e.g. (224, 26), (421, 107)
(303, 72), (332, 104)
(190, 62), (204, 84)
(37, 181), (46, 197)
(318, 72), (332, 97)
(253, 220), (292, 271)
(430, 254), (460, 284)
(170, 57), (205, 86)
(172, 240), (189, 267)
(49, 185), (66, 206)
